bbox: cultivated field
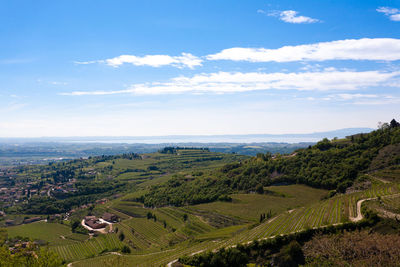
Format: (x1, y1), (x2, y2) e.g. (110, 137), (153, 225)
(7, 221), (86, 246)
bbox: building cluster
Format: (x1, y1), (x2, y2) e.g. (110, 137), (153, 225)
(49, 180), (77, 196)
(0, 184), (47, 206)
(0, 171), (77, 207)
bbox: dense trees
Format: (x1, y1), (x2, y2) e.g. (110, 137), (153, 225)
(390, 118), (400, 128)
(0, 246), (62, 266)
(180, 247), (248, 267)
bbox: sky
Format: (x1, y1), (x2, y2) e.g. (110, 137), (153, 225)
(0, 0), (399, 137)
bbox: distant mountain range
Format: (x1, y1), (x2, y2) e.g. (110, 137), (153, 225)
(0, 128), (374, 144)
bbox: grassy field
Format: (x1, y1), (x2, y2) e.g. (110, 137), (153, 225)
(7, 221), (86, 246)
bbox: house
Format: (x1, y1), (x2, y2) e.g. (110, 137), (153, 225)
(84, 216), (107, 229)
(102, 212), (118, 223)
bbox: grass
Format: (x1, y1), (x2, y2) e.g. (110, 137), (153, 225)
(195, 224), (248, 241)
(7, 221), (84, 246)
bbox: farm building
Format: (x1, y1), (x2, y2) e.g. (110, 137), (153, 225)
(84, 216), (107, 229)
(102, 212), (118, 223)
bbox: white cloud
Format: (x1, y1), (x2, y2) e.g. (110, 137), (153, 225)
(61, 70), (400, 96)
(76, 53), (202, 69)
(278, 10), (319, 24)
(377, 6), (400, 21)
(391, 14), (400, 21)
(266, 10), (319, 24)
(206, 38), (400, 62)
(377, 7), (399, 15)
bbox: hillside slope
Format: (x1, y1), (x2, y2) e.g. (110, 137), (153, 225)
(140, 121), (400, 207)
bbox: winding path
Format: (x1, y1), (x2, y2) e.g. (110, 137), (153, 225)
(349, 198), (376, 222)
(349, 193), (400, 222)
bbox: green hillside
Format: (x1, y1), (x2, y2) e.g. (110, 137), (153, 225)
(0, 121), (399, 266)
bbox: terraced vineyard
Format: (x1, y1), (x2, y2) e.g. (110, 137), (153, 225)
(64, 181), (400, 266)
(376, 195), (400, 213)
(372, 166), (400, 182)
(51, 234), (124, 261)
(13, 178), (389, 267)
(53, 179), (393, 265)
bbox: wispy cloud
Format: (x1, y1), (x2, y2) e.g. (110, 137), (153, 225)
(267, 10), (319, 24)
(307, 93), (399, 105)
(75, 53), (202, 69)
(377, 6), (400, 21)
(1, 102), (28, 112)
(61, 70), (400, 96)
(353, 97), (400, 105)
(50, 81), (68, 85)
(206, 38), (400, 62)
(36, 79), (68, 86)
(331, 93), (378, 100)
(74, 60), (98, 65)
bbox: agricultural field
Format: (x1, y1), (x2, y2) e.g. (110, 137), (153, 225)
(66, 180), (400, 266)
(1, 181), (397, 266)
(4, 180), (397, 266)
(51, 233), (124, 261)
(188, 185), (329, 222)
(109, 149), (246, 183)
(7, 221), (86, 246)
(367, 194), (400, 215)
(371, 166), (400, 183)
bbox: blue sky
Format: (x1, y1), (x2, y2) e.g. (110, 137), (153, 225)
(0, 0), (399, 137)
